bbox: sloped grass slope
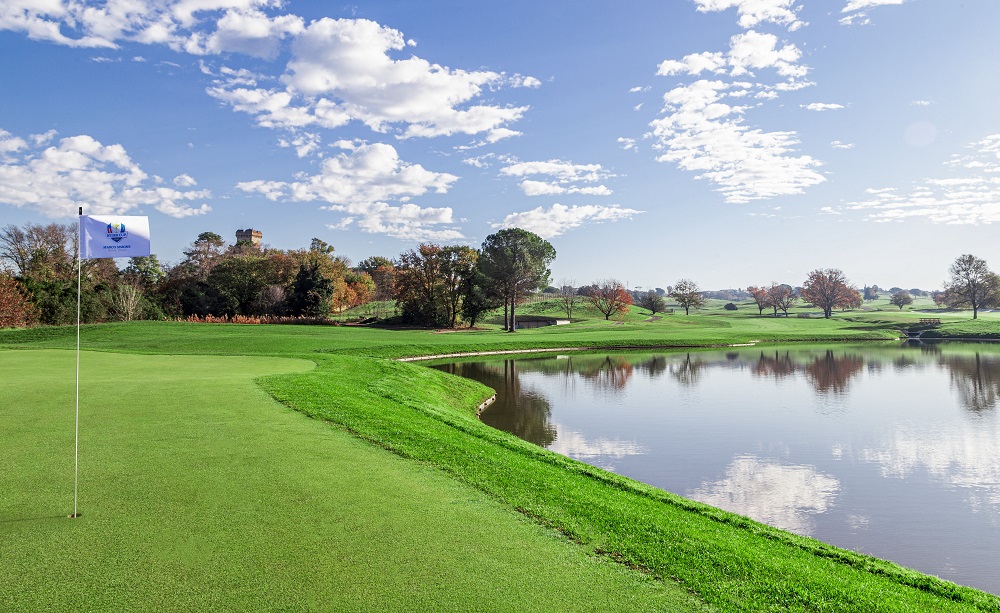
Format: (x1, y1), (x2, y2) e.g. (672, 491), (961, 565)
(263, 354), (1000, 613)
(0, 350), (703, 612)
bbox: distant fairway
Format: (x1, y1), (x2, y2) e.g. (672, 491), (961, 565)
(0, 350), (700, 611)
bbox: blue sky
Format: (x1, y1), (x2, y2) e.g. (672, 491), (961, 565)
(2, 0), (1000, 291)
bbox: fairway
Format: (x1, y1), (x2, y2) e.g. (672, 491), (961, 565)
(0, 350), (703, 611)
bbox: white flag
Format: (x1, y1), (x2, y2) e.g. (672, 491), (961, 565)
(80, 215), (151, 260)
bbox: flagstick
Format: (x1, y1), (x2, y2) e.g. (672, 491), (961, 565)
(71, 206), (82, 519)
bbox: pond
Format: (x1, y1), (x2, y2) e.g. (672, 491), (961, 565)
(433, 343), (1000, 595)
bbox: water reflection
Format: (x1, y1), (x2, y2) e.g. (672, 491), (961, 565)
(437, 360), (556, 447)
(434, 343), (1000, 594)
(942, 352), (1000, 412)
(689, 455), (840, 536)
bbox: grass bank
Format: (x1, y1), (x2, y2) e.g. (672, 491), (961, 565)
(3, 317), (1000, 611)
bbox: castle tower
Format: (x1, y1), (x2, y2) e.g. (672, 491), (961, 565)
(236, 228), (262, 247)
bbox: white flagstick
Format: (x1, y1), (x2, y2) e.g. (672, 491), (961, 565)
(72, 206), (82, 518)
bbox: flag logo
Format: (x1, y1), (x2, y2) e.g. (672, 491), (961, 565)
(106, 222), (128, 243)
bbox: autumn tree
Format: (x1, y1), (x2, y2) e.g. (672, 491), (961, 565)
(588, 279), (633, 320)
(943, 254), (1000, 319)
(0, 274), (38, 328)
(478, 228), (556, 332)
(767, 283), (798, 316)
(863, 286), (879, 302)
(669, 279), (705, 315)
(801, 268), (855, 318)
(636, 289), (666, 315)
(747, 285), (771, 315)
(891, 290), (913, 310)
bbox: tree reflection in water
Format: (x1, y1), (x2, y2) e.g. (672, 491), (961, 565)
(940, 352), (1000, 412)
(437, 360), (557, 447)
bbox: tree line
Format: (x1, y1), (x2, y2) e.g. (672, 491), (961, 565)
(1, 219), (998, 328)
(0, 223), (556, 330)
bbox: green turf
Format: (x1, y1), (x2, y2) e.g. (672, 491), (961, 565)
(3, 317), (1000, 611)
(0, 350), (706, 612)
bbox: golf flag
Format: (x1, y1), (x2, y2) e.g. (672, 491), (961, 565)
(80, 215), (151, 260)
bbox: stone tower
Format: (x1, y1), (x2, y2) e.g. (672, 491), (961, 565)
(235, 228), (262, 247)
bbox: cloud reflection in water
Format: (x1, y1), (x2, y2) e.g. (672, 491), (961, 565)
(688, 454), (840, 536)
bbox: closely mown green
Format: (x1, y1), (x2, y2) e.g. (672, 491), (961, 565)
(3, 313), (1000, 611)
(0, 350), (703, 612)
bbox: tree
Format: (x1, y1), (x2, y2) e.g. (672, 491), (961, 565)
(288, 261), (334, 317)
(943, 254), (1000, 319)
(747, 285), (771, 315)
(182, 231), (226, 279)
(891, 290), (913, 310)
(636, 289), (666, 315)
(801, 269), (855, 318)
(394, 244), (446, 326)
(669, 279), (705, 315)
(588, 279), (633, 320)
(0, 274), (38, 328)
(439, 245), (478, 328)
(478, 228), (556, 332)
(863, 286), (879, 302)
(767, 283), (798, 316)
(558, 280), (578, 319)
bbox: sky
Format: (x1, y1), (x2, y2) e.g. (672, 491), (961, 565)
(2, 0), (1000, 292)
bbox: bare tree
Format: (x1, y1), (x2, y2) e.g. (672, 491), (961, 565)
(669, 279), (705, 315)
(109, 282), (144, 321)
(558, 279), (578, 319)
(944, 254), (1000, 319)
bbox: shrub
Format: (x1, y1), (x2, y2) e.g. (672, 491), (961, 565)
(724, 302), (738, 311)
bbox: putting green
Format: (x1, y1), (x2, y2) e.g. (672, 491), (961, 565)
(0, 350), (706, 611)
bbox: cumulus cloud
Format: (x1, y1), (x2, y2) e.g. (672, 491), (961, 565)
(648, 78), (825, 203)
(831, 140), (855, 149)
(494, 203), (641, 238)
(0, 129), (210, 218)
(842, 134), (1000, 223)
(236, 142), (463, 240)
(1, 6), (534, 141)
(693, 0), (805, 31)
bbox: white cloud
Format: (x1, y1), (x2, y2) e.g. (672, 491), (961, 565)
(693, 0), (805, 31)
(831, 140), (855, 149)
(236, 142), (462, 240)
(840, 0), (905, 25)
(803, 102), (844, 111)
(249, 17), (531, 139)
(657, 32), (805, 80)
(277, 132), (322, 158)
(648, 79), (825, 203)
(689, 455), (840, 536)
(500, 159), (615, 197)
(911, 99), (934, 107)
(617, 137), (638, 152)
(494, 203), (641, 238)
(173, 173), (198, 187)
(0, 129), (210, 218)
(843, 0), (904, 11)
(0, 7), (533, 141)
(844, 134), (1000, 224)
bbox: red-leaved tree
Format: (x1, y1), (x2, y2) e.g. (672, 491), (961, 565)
(588, 279), (632, 320)
(0, 274), (38, 328)
(801, 269), (855, 319)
